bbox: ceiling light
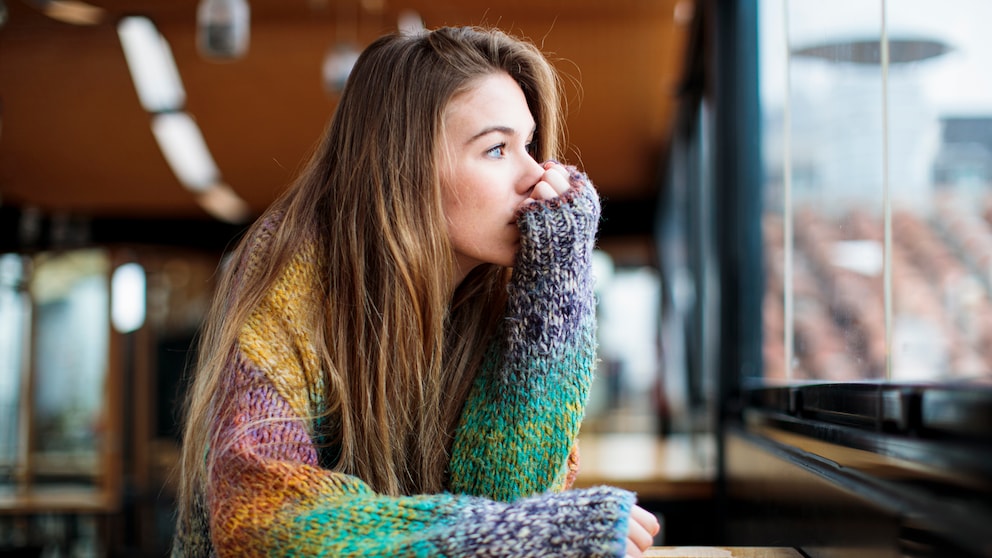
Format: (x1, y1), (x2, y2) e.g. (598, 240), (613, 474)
(111, 262), (146, 334)
(117, 16), (186, 113)
(196, 183), (252, 224)
(673, 0), (694, 26)
(360, 0), (383, 13)
(197, 0), (250, 60)
(151, 112), (219, 192)
(323, 0), (361, 95)
(322, 43), (360, 94)
(42, 0), (105, 25)
(397, 10), (424, 35)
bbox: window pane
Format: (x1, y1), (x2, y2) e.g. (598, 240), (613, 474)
(761, 0), (992, 385)
(31, 250), (110, 479)
(0, 254), (29, 481)
(762, 0), (887, 382)
(888, 0), (992, 382)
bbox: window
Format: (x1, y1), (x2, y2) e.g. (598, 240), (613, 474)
(760, 0), (992, 385)
(659, 2), (991, 553)
(0, 254), (29, 480)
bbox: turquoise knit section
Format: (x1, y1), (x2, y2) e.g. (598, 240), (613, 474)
(273, 493), (461, 557)
(448, 326), (596, 500)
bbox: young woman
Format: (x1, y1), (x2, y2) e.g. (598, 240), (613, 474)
(173, 25), (659, 557)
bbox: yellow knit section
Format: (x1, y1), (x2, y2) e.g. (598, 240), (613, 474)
(239, 244), (323, 421)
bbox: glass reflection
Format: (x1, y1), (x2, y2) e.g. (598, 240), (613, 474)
(760, 0), (992, 384)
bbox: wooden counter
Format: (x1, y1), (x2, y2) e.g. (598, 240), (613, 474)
(646, 548), (802, 557)
(0, 485), (116, 514)
(573, 432), (716, 500)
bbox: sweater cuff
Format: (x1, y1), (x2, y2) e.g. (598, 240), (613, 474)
(513, 167), (601, 273)
(437, 486), (635, 557)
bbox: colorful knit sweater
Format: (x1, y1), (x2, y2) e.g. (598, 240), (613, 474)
(172, 170), (635, 557)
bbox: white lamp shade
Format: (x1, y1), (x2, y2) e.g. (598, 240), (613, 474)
(197, 0), (250, 59)
(111, 262), (146, 334)
(151, 112), (220, 192)
(118, 16), (186, 112)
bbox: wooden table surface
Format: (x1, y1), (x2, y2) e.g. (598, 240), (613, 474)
(646, 548), (803, 557)
(573, 432), (716, 499)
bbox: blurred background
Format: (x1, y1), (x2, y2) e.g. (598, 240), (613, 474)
(2, 0), (991, 556)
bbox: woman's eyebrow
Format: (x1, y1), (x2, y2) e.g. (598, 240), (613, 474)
(465, 124), (537, 145)
(465, 125), (515, 145)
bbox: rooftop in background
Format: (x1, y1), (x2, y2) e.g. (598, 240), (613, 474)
(792, 36), (951, 65)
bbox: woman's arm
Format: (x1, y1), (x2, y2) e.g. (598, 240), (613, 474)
(194, 350), (633, 558)
(448, 167), (601, 501)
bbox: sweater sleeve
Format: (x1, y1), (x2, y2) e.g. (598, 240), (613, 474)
(189, 235), (635, 557)
(448, 167), (602, 501)
(203, 351), (633, 557)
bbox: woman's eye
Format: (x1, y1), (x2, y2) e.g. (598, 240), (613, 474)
(485, 144), (506, 158)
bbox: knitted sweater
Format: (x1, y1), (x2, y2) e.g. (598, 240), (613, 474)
(172, 170), (635, 557)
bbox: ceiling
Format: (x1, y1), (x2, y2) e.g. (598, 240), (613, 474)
(0, 0), (692, 230)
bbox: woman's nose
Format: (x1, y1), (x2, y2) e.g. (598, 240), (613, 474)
(518, 155), (547, 194)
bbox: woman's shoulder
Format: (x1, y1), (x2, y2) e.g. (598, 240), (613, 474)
(236, 216), (325, 420)
(233, 210), (324, 286)
(240, 210), (286, 276)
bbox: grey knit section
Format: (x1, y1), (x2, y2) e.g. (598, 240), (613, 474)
(503, 170), (602, 368)
(434, 486), (635, 557)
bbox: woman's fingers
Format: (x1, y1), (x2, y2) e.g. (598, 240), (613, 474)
(527, 161), (571, 203)
(530, 180), (559, 201)
(627, 521), (653, 554)
(541, 161), (570, 195)
(625, 504), (660, 557)
(631, 504), (661, 538)
(520, 162), (575, 209)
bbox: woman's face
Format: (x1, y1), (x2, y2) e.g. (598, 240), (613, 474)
(440, 72), (546, 282)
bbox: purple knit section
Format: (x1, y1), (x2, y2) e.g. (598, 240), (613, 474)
(214, 352), (319, 464)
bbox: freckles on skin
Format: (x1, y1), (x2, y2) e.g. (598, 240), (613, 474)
(439, 150), (514, 249)
(446, 198), (505, 249)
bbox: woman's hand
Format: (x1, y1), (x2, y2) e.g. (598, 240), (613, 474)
(521, 161), (571, 207)
(625, 504), (661, 558)
(509, 158), (599, 276)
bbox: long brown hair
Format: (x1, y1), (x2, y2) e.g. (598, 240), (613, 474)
(176, 26), (564, 516)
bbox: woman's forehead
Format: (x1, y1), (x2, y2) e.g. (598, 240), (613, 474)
(443, 73), (535, 137)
